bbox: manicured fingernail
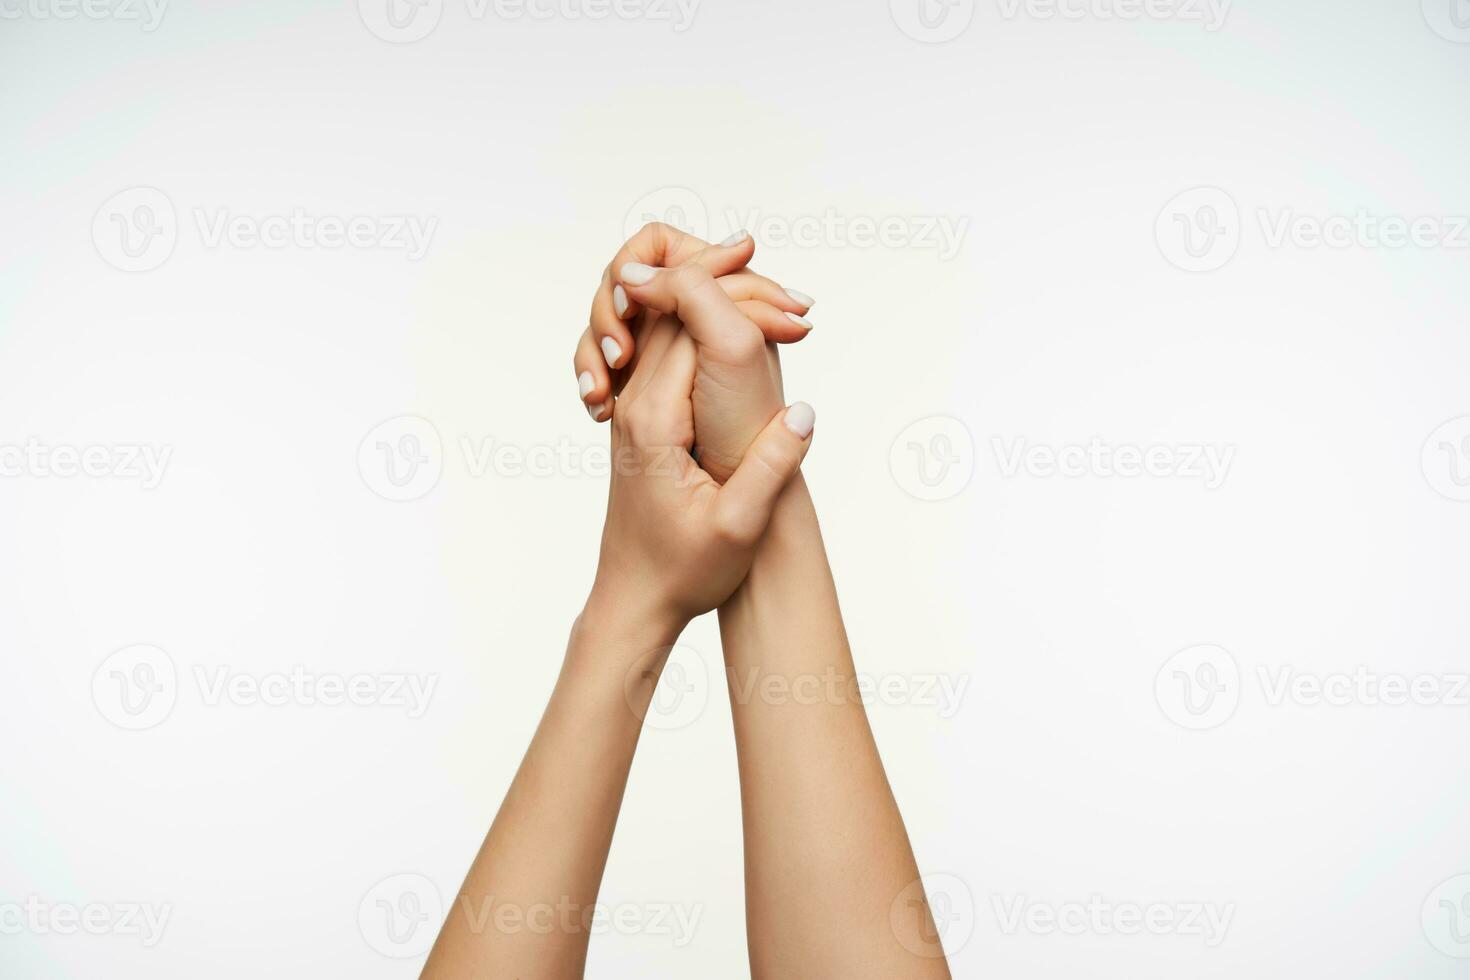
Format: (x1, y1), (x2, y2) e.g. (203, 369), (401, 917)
(784, 288), (815, 309)
(613, 284), (629, 318)
(784, 402), (815, 439)
(721, 229), (750, 247)
(785, 312), (813, 331)
(620, 262), (657, 286)
(601, 337), (622, 367)
(578, 371), (595, 399)
(588, 400), (611, 421)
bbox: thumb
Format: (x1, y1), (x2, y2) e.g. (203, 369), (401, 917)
(709, 403), (816, 546)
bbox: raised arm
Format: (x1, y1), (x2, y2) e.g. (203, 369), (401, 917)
(425, 303), (812, 979)
(612, 248), (951, 978)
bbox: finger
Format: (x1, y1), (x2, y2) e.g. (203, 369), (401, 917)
(709, 403), (816, 546)
(589, 224), (749, 370)
(715, 272), (815, 315)
(631, 330), (699, 449)
(617, 253), (763, 358)
(621, 313), (682, 401)
(573, 327), (615, 421)
(738, 300), (813, 344)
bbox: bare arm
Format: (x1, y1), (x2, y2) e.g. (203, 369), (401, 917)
(421, 595), (681, 979)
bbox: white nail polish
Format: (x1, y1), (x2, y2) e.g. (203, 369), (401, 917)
(578, 371), (594, 398)
(785, 312), (813, 331)
(601, 337), (622, 367)
(784, 402), (816, 438)
(588, 400), (610, 421)
(612, 284), (629, 318)
(784, 288), (815, 309)
(721, 229), (750, 247)
(620, 262), (657, 286)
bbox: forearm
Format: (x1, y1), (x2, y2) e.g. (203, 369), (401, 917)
(423, 593), (685, 979)
(717, 475), (950, 978)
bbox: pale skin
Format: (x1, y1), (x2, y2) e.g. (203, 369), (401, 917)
(423, 225), (950, 979)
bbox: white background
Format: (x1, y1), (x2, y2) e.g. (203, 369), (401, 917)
(2, 0), (1469, 977)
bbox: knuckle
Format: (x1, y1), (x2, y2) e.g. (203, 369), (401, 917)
(711, 507), (758, 548)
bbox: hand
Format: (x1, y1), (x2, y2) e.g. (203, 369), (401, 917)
(574, 225), (813, 483)
(589, 300), (815, 629)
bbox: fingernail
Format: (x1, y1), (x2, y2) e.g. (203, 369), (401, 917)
(784, 402), (816, 439)
(588, 400), (611, 421)
(721, 229), (750, 247)
(612, 284), (629, 318)
(785, 312), (813, 331)
(578, 371), (595, 399)
(620, 262), (657, 286)
(784, 288), (815, 309)
(601, 337), (622, 368)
